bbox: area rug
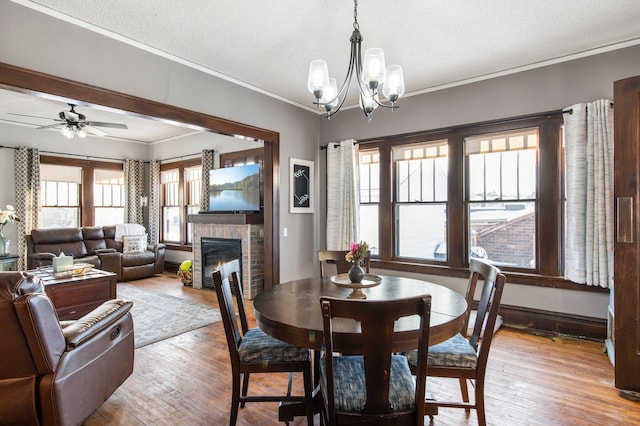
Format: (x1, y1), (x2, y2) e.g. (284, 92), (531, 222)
(117, 283), (221, 348)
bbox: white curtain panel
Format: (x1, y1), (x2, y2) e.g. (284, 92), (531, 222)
(564, 99), (614, 288)
(326, 139), (360, 250)
(123, 159), (146, 225)
(14, 147), (40, 270)
(148, 160), (161, 245)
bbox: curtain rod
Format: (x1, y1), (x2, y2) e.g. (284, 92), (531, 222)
(0, 144), (130, 162)
(0, 145), (206, 164)
(562, 101), (614, 115)
(320, 141), (360, 151)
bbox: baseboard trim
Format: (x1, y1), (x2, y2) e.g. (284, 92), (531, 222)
(498, 304), (606, 340)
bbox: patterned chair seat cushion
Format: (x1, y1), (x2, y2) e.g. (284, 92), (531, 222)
(406, 333), (478, 369)
(238, 328), (310, 363)
(320, 354), (416, 412)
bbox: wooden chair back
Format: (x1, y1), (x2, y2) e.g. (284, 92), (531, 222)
(423, 258), (506, 426)
(212, 259), (245, 363)
(320, 295), (431, 424)
(318, 250), (371, 277)
(464, 258), (505, 353)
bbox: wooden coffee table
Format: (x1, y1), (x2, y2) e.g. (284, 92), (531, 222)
(30, 267), (117, 320)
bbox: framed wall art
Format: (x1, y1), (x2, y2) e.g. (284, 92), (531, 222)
(290, 158), (314, 213)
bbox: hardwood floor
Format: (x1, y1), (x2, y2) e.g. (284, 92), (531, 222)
(85, 274), (640, 425)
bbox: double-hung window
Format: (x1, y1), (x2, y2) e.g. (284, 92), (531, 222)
(465, 128), (538, 268)
(41, 164), (81, 228)
(393, 140), (448, 261)
(160, 158), (201, 245)
(40, 157), (125, 228)
(358, 149), (380, 253)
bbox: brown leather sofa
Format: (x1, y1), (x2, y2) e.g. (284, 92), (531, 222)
(0, 271), (134, 426)
(26, 226), (165, 281)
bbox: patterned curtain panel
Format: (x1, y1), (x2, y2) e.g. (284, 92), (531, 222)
(14, 147), (40, 270)
(148, 160), (161, 245)
(123, 159), (145, 225)
(564, 99), (614, 288)
(201, 149), (214, 212)
(326, 139), (360, 250)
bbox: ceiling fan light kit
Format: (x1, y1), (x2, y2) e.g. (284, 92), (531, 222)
(307, 0), (405, 121)
(8, 103), (128, 138)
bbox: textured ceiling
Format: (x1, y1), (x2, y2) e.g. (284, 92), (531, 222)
(21, 0), (640, 110)
(3, 0), (640, 143)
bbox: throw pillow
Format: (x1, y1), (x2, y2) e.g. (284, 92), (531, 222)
(123, 234), (148, 253)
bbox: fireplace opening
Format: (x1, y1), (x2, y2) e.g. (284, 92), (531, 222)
(201, 237), (242, 290)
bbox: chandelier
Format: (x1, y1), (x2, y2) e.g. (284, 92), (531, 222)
(60, 123), (87, 139)
(307, 0), (405, 121)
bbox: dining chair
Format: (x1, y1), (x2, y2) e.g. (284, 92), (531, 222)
(318, 250), (371, 277)
(212, 259), (314, 426)
(319, 294), (432, 426)
(405, 258), (506, 426)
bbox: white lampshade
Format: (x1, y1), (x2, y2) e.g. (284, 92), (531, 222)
(320, 78), (339, 112)
(76, 127), (87, 138)
(307, 60), (330, 100)
(362, 48), (386, 90)
(382, 65), (405, 103)
(359, 85), (379, 118)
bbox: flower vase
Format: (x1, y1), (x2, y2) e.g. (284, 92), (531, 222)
(348, 262), (365, 284)
(0, 224), (6, 257)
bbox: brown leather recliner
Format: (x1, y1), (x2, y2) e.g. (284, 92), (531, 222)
(0, 271), (134, 426)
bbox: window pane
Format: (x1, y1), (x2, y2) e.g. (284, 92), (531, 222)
(434, 156), (448, 201)
(57, 182), (69, 205)
(360, 204), (379, 254)
(484, 152), (501, 200)
(42, 207), (79, 228)
(519, 149), (537, 198)
(469, 154), (485, 201)
(396, 204), (447, 260)
(468, 201), (536, 268)
(501, 150), (518, 200)
(95, 207), (124, 226)
(163, 206), (181, 242)
(397, 161), (409, 202)
(69, 183), (79, 206)
(186, 205), (200, 243)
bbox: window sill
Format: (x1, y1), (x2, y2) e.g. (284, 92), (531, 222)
(371, 260), (609, 293)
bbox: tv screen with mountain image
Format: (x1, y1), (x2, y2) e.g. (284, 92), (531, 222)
(208, 163), (261, 213)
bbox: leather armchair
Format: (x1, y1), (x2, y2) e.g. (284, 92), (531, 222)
(0, 272), (134, 426)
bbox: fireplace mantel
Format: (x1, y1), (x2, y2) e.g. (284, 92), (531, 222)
(187, 213), (263, 225)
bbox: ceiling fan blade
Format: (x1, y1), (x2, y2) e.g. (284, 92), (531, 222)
(7, 112), (55, 121)
(85, 121), (128, 129)
(84, 125), (108, 137)
(37, 123), (63, 130)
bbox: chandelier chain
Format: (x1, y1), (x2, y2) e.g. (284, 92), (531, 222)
(353, 0), (359, 30)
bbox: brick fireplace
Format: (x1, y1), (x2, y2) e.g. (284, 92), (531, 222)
(188, 214), (264, 299)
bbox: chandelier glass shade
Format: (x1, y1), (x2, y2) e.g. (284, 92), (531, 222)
(307, 0), (405, 120)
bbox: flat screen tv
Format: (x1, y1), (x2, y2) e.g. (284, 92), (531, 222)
(208, 163), (261, 213)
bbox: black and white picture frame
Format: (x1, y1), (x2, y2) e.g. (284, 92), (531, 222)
(290, 158), (314, 213)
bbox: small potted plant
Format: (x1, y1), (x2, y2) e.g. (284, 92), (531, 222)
(345, 240), (369, 283)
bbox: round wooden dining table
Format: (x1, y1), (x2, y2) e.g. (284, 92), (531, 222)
(253, 274), (468, 353)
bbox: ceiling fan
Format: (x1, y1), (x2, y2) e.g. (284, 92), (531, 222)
(8, 104), (128, 138)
